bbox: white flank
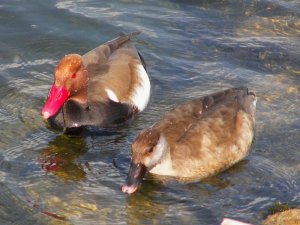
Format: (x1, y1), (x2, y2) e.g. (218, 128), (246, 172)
(105, 88), (119, 102)
(253, 98), (257, 107)
(130, 64), (150, 111)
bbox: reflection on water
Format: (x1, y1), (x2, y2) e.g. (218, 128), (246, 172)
(38, 135), (88, 181)
(0, 0), (299, 224)
(126, 192), (167, 225)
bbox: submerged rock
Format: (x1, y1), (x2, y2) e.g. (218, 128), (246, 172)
(263, 209), (300, 225)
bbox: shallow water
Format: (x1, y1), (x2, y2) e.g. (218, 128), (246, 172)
(0, 0), (299, 224)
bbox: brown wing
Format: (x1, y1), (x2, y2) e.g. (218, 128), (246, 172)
(168, 87), (256, 178)
(82, 32), (147, 103)
(81, 31), (141, 68)
(154, 87), (252, 143)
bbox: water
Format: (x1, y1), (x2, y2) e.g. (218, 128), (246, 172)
(0, 0), (299, 224)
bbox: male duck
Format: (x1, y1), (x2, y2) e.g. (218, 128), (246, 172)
(41, 32), (150, 132)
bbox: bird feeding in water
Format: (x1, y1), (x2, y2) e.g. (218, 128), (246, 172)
(122, 87), (256, 194)
(41, 32), (150, 133)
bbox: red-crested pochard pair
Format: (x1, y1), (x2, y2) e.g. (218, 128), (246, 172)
(41, 32), (256, 194)
(41, 31), (150, 132)
(122, 87), (256, 194)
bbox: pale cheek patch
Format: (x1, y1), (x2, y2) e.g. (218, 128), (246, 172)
(145, 135), (168, 168)
(105, 88), (119, 102)
(130, 64), (150, 111)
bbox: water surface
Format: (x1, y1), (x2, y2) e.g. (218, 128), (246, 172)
(0, 0), (299, 224)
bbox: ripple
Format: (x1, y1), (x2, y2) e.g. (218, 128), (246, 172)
(0, 0), (299, 225)
(3, 131), (50, 161)
(55, 1), (124, 19)
(0, 58), (55, 72)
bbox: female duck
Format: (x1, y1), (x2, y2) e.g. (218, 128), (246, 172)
(41, 32), (150, 132)
(122, 87), (256, 194)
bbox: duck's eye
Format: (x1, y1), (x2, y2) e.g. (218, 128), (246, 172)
(147, 147), (154, 153)
(71, 73), (76, 78)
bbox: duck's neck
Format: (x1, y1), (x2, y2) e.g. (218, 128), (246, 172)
(149, 150), (176, 176)
(70, 84), (88, 105)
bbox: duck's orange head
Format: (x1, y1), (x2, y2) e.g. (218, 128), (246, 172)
(41, 54), (88, 119)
